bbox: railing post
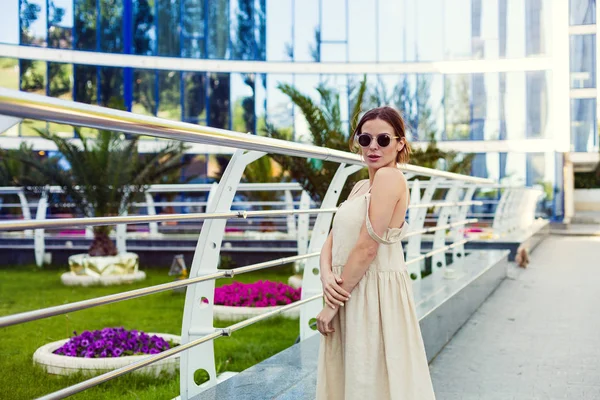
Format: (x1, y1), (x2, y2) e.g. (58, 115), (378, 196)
(284, 189), (297, 237)
(144, 192), (159, 236)
(451, 185), (476, 261)
(300, 163), (363, 341)
(116, 210), (127, 254)
(296, 191), (311, 257)
(179, 149), (265, 399)
(17, 189), (33, 237)
(34, 190), (48, 267)
(406, 178), (441, 280)
(492, 187), (511, 235)
(206, 182), (219, 211)
(431, 183), (460, 273)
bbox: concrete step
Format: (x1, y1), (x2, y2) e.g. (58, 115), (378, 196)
(572, 211), (600, 224)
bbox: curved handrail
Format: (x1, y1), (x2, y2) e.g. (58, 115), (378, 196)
(0, 88), (493, 184)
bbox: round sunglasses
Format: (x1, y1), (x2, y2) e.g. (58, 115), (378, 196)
(355, 133), (399, 148)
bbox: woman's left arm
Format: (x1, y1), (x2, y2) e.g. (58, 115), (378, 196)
(339, 168), (405, 293)
(316, 168), (406, 336)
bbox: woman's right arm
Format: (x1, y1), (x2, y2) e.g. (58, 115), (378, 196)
(320, 232), (349, 308)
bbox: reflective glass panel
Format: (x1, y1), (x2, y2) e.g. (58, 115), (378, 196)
(0, 58), (20, 136)
(471, 152), (501, 180)
(526, 0), (552, 57)
(48, 62), (72, 99)
(99, 66), (124, 109)
(472, 73), (501, 141)
(292, 75), (320, 143)
(415, 0), (443, 61)
(347, 0), (376, 62)
(183, 72), (207, 122)
(133, 69), (157, 116)
(231, 73), (256, 133)
(74, 64), (97, 104)
(0, 59), (20, 90)
(208, 72), (230, 129)
(74, 0), (97, 50)
(157, 0), (180, 56)
(526, 71), (549, 139)
(321, 0), (346, 41)
(444, 0), (471, 60)
(0, 1), (19, 44)
(257, 0), (267, 61)
(48, 62), (74, 137)
(320, 43), (347, 62)
(294, 0), (319, 61)
(19, 59), (47, 136)
(100, 0), (123, 53)
(500, 72), (526, 140)
(266, 0), (292, 61)
(158, 70), (181, 120)
(570, 98), (597, 152)
(378, 0), (407, 62)
(570, 0), (595, 25)
(416, 74), (444, 141)
(20, 0), (47, 45)
(255, 73), (267, 133)
(570, 34), (596, 89)
(266, 74), (294, 130)
(502, 0), (526, 58)
(208, 0), (230, 59)
(182, 0), (205, 36)
(48, 0), (74, 48)
(444, 75), (471, 140)
(133, 0), (156, 55)
(231, 0), (256, 60)
(501, 153), (526, 185)
(182, 37), (206, 59)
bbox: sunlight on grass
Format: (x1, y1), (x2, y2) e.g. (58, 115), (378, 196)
(0, 264), (299, 399)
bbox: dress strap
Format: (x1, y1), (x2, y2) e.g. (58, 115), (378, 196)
(364, 194), (404, 245)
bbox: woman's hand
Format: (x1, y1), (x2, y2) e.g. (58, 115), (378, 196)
(316, 306), (338, 336)
(321, 271), (351, 309)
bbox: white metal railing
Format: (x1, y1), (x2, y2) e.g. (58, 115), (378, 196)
(0, 87), (543, 399)
(0, 182), (537, 268)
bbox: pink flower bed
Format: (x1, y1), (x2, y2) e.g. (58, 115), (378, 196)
(214, 281), (301, 307)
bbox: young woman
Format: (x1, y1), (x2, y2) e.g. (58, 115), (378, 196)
(315, 107), (436, 399)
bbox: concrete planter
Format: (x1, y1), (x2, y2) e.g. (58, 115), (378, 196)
(574, 189), (600, 212)
(33, 333), (180, 377)
(62, 252), (145, 286)
(213, 304), (300, 321)
(61, 271), (146, 286)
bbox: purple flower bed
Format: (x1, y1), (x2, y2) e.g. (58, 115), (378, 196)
(214, 280), (301, 307)
(53, 327), (176, 358)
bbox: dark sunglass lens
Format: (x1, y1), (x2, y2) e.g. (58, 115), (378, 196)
(358, 135), (371, 147)
(377, 135), (391, 147)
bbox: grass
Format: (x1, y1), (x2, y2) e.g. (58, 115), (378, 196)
(0, 263), (300, 400)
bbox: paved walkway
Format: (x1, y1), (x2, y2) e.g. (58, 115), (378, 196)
(430, 235), (600, 400)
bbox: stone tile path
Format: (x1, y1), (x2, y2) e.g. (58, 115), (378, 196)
(430, 236), (600, 400)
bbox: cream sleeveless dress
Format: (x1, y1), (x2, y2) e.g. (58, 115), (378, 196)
(315, 184), (436, 400)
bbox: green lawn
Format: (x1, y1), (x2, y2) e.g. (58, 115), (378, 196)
(0, 264), (300, 400)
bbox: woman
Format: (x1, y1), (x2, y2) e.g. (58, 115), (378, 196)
(315, 106), (436, 399)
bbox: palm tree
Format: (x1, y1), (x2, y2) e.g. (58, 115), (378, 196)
(261, 76), (368, 202)
(3, 128), (191, 257)
(0, 143), (55, 187)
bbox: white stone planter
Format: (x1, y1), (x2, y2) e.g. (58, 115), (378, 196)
(61, 271), (147, 287)
(213, 304), (300, 321)
(63, 252), (145, 286)
(33, 333), (180, 377)
(287, 275), (302, 289)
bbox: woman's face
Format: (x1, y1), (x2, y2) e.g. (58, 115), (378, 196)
(357, 118), (404, 169)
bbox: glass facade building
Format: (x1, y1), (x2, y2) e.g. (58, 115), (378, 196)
(0, 0), (590, 219)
